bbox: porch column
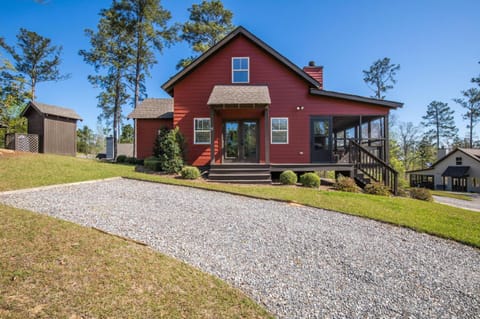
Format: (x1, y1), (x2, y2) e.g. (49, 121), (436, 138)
(210, 108), (215, 164)
(384, 115), (389, 163)
(264, 106), (270, 164)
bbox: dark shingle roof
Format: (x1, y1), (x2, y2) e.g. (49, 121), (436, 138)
(22, 101), (82, 120)
(127, 98), (173, 119)
(441, 166), (470, 177)
(207, 85), (271, 106)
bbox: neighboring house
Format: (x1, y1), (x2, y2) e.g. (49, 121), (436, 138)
(408, 148), (480, 193)
(21, 101), (82, 156)
(129, 26), (402, 189)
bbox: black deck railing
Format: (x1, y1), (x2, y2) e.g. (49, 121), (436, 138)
(348, 139), (398, 195)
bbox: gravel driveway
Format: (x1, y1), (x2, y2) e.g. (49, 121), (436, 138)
(1, 178), (479, 318)
(433, 194), (480, 212)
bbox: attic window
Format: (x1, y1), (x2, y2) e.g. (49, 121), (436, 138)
(232, 57), (249, 83)
(456, 157), (462, 165)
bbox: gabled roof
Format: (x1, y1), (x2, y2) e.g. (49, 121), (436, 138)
(21, 101), (82, 121)
(161, 26), (320, 95)
(127, 98), (173, 119)
(407, 148), (480, 173)
(207, 85), (271, 106)
(310, 88), (403, 109)
(161, 26), (403, 110)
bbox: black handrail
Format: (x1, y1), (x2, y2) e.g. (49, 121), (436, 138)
(348, 139), (398, 195)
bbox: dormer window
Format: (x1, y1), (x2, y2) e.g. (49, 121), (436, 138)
(232, 57), (249, 83)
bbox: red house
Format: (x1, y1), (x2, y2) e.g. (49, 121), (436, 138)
(129, 27), (402, 192)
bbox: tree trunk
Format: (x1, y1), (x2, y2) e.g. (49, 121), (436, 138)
(470, 116), (473, 148)
(31, 78), (36, 101)
(113, 75), (121, 160)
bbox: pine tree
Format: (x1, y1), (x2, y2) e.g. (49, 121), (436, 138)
(0, 28), (68, 100)
(454, 88), (480, 148)
(421, 101), (458, 150)
(362, 57), (400, 99)
(80, 3), (134, 159)
(113, 0), (176, 109)
(177, 0), (234, 69)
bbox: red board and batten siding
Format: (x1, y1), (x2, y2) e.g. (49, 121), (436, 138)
(136, 119), (172, 159)
(173, 34), (389, 166)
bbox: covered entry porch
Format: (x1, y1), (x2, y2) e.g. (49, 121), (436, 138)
(207, 85), (271, 165)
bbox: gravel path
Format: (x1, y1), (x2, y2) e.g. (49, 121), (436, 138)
(1, 178), (479, 318)
(433, 194), (480, 212)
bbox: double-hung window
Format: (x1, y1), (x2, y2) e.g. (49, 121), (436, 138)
(271, 118), (288, 144)
(194, 118), (211, 144)
(232, 57), (249, 83)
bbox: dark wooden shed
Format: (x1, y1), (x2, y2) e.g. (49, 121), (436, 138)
(21, 101), (82, 156)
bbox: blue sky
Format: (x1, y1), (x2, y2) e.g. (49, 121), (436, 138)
(1, 0), (479, 139)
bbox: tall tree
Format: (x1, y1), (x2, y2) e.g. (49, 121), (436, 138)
(119, 123), (134, 143)
(177, 0), (234, 69)
(113, 0), (175, 110)
(416, 135), (436, 169)
(77, 125), (94, 154)
(421, 101), (458, 150)
(363, 57), (400, 99)
(0, 28), (68, 100)
(0, 51), (28, 146)
(397, 121), (420, 171)
(453, 88), (480, 148)
(472, 61), (480, 88)
(80, 2), (134, 159)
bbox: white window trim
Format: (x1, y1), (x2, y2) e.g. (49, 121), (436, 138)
(194, 118), (211, 144)
(271, 117), (289, 144)
(232, 57), (250, 83)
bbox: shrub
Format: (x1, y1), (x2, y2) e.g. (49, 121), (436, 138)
(144, 156), (162, 172)
(396, 188), (409, 197)
(409, 187), (433, 201)
(299, 172), (320, 188)
(116, 155), (127, 163)
(364, 182), (391, 196)
(126, 157), (138, 165)
(180, 166), (201, 179)
(279, 170), (297, 185)
(153, 127), (185, 174)
(333, 175), (361, 193)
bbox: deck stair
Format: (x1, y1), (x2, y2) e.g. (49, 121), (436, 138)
(349, 140), (399, 195)
(208, 164), (272, 184)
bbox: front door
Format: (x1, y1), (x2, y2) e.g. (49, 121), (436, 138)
(311, 117), (332, 162)
(224, 120), (258, 162)
(452, 177), (467, 192)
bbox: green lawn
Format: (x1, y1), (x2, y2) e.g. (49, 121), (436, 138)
(0, 205), (272, 318)
(1, 152), (479, 248)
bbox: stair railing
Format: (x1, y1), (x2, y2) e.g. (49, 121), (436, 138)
(348, 139), (398, 195)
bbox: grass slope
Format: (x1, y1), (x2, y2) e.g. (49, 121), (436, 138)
(1, 152), (479, 248)
(0, 205), (272, 318)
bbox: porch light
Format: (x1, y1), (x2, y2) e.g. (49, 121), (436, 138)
(296, 105), (304, 111)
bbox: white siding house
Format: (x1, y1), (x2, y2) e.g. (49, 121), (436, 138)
(407, 148), (480, 193)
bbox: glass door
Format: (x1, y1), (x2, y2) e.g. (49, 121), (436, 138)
(225, 121), (239, 160)
(311, 117), (332, 162)
(224, 120), (258, 162)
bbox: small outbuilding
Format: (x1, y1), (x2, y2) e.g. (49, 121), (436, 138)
(21, 101), (82, 156)
(407, 148), (480, 193)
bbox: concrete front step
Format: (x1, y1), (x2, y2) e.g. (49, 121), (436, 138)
(209, 164), (272, 184)
(208, 179), (272, 184)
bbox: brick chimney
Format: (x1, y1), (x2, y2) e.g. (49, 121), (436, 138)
(303, 61), (323, 89)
